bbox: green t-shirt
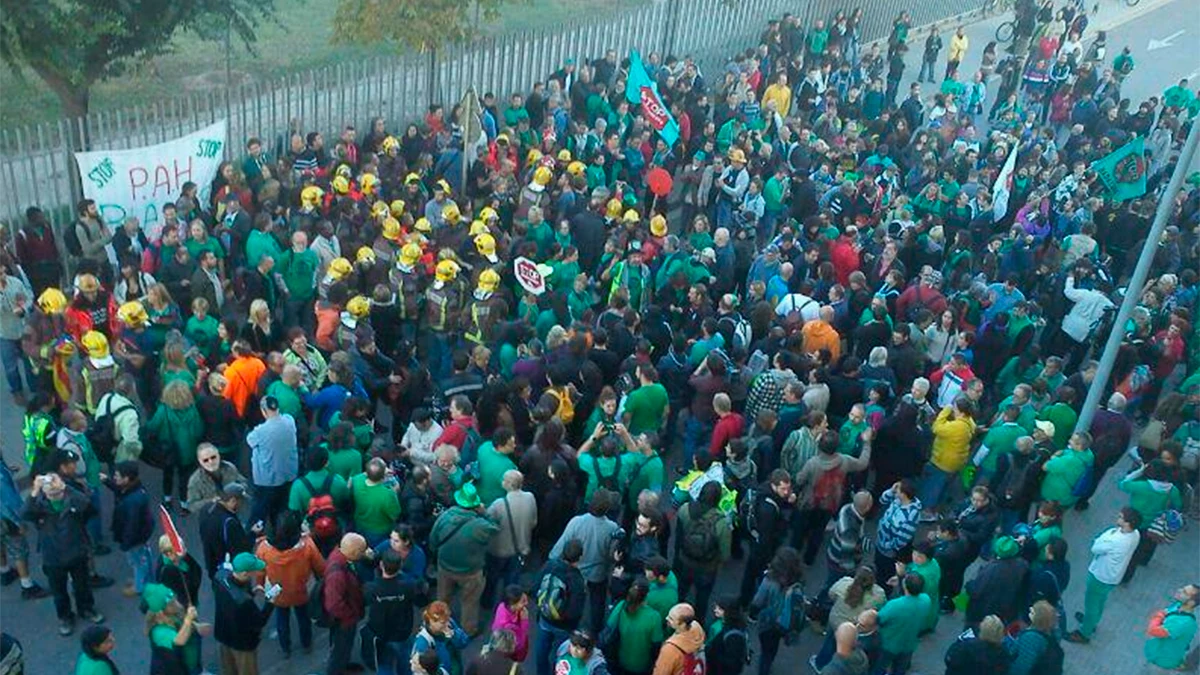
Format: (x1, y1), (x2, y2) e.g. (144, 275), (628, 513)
(476, 442), (518, 506)
(1145, 610), (1199, 669)
(244, 230), (282, 269)
(184, 237), (224, 262)
(646, 571), (679, 621)
(980, 422), (1025, 474)
(277, 248), (320, 300)
(75, 653), (116, 675)
(879, 594), (932, 654)
(185, 314), (220, 356)
(555, 653), (589, 675)
(624, 381), (672, 432)
(265, 380), (304, 418)
(580, 453), (624, 502)
(328, 447), (364, 480)
(349, 473), (401, 535)
(606, 600), (666, 672)
(909, 558), (941, 632)
(149, 624), (200, 672)
(623, 453), (664, 510)
(288, 468), (350, 512)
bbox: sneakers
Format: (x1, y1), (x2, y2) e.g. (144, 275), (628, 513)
(89, 574), (115, 589)
(808, 655), (820, 674)
(78, 610), (105, 624)
(0, 569), (17, 586)
(59, 619), (75, 636)
(21, 583), (49, 600)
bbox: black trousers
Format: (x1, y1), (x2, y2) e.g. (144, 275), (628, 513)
(45, 559), (94, 621)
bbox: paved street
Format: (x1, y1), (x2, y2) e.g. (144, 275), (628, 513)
(2, 1), (1198, 674)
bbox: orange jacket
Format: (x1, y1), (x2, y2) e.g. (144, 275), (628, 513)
(255, 536), (326, 607)
(223, 355), (266, 418)
(802, 320), (841, 363)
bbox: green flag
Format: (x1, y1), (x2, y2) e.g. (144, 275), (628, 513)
(1091, 137), (1147, 202)
(625, 50), (680, 147)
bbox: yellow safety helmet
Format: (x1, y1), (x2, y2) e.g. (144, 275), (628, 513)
(382, 217), (402, 242)
(727, 147), (747, 164)
(77, 274), (101, 293)
(81, 330), (110, 359)
(335, 164), (353, 179)
(37, 288), (68, 314)
(331, 175), (351, 194)
(117, 301), (149, 327)
(468, 220), (489, 237)
(533, 166), (552, 187)
(435, 259), (460, 282)
(346, 295), (371, 318)
(435, 179), (452, 195)
(360, 173), (380, 195)
(650, 214), (668, 237)
(526, 149), (543, 166)
(605, 199), (624, 219)
(566, 161), (586, 177)
(414, 217), (432, 233)
(404, 172), (422, 185)
(399, 243), (422, 267)
(479, 207), (499, 223)
(355, 246), (377, 265)
(301, 185), (324, 207)
(478, 268), (501, 292)
(389, 199), (406, 217)
(622, 209), (640, 224)
(442, 202), (462, 224)
(381, 136), (400, 153)
(496, 132), (511, 145)
(557, 149), (572, 162)
(371, 201), (390, 219)
(475, 233), (498, 262)
(328, 257), (353, 280)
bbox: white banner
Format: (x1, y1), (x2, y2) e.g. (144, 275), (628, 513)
(75, 120), (228, 230)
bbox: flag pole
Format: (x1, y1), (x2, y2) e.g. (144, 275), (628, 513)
(1075, 121), (1200, 433)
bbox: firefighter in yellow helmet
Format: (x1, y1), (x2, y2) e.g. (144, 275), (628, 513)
(359, 173), (380, 197)
(423, 259), (463, 377)
(336, 295), (372, 351)
(320, 257), (353, 300)
(76, 329), (121, 414)
(389, 199), (406, 218)
(389, 243), (426, 341)
(354, 246), (387, 294)
(26, 288), (74, 403)
(474, 233), (500, 265)
(464, 268), (509, 345)
(371, 201), (390, 222)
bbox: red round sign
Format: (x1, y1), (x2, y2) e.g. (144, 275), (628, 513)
(647, 167), (673, 197)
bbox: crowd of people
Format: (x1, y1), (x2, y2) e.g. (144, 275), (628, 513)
(2, 0), (1200, 674)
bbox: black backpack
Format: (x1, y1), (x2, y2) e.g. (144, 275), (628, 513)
(88, 397), (134, 464)
(64, 222), (84, 257)
(591, 454), (622, 493)
(680, 505), (720, 561)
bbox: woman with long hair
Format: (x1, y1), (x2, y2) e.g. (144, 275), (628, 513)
(146, 380), (205, 514)
(749, 547), (804, 675)
(811, 566), (887, 671)
(706, 595), (749, 675)
(241, 298), (280, 355)
(255, 511), (325, 658)
(601, 578), (663, 675)
(489, 585), (531, 663)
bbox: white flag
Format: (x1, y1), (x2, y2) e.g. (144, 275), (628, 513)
(992, 143), (1018, 221)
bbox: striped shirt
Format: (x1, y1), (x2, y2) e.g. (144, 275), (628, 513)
(876, 488), (922, 556)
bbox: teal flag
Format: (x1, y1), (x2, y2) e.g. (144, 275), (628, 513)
(625, 50), (680, 147)
(1091, 137), (1147, 202)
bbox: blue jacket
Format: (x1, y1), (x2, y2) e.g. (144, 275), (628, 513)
(0, 463), (22, 525)
(108, 480), (155, 551)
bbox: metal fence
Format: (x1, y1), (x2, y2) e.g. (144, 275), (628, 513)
(0, 0), (983, 230)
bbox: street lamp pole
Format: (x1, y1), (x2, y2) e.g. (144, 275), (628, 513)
(1075, 120), (1200, 433)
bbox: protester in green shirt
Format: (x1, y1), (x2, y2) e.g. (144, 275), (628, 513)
(287, 446), (350, 513)
(326, 423), (365, 479)
(644, 557), (680, 621)
(74, 625), (119, 675)
(349, 458), (402, 543)
(604, 579), (665, 674)
(1145, 585), (1199, 670)
(877, 573), (932, 672)
(142, 583), (203, 675)
(974, 405), (1026, 479)
(277, 232), (320, 304)
(265, 366), (305, 419)
(898, 542), (941, 633)
(476, 428), (519, 506)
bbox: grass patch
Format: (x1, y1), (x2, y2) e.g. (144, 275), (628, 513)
(0, 0), (645, 129)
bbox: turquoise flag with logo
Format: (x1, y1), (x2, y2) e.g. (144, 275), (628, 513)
(625, 50), (680, 147)
(1091, 137), (1147, 202)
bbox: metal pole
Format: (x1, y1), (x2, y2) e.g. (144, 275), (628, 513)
(1076, 121), (1200, 433)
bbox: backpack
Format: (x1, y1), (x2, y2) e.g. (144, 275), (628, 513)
(1179, 423), (1200, 471)
(996, 454), (1041, 508)
(536, 568), (570, 622)
(681, 505), (720, 561)
(591, 454), (623, 493)
(1069, 460), (1094, 498)
(740, 490), (776, 543)
(810, 465), (846, 513)
(458, 422), (483, 466)
(729, 316), (753, 353)
(548, 386), (575, 425)
(300, 474), (341, 540)
(88, 397), (135, 464)
(777, 583), (807, 637)
(1028, 630), (1064, 675)
(64, 222), (84, 257)
(667, 642), (707, 675)
(905, 285), (928, 322)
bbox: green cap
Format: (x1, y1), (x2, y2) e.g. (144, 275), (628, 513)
(454, 481), (482, 509)
(143, 583), (176, 613)
(993, 535), (1020, 560)
(232, 552), (267, 573)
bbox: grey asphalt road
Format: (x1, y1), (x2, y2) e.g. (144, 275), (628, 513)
(2, 1), (1198, 674)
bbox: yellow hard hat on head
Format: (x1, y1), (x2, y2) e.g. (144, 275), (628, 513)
(77, 274), (101, 293)
(475, 233), (498, 259)
(328, 257), (352, 280)
(371, 201), (390, 219)
(347, 295), (371, 318)
(389, 199), (406, 217)
(435, 259), (460, 282)
(381, 136), (400, 153)
(382, 217), (402, 242)
(81, 330), (110, 359)
(479, 207), (498, 223)
(404, 172), (422, 185)
(622, 209), (640, 224)
(400, 243), (422, 266)
(443, 203), (461, 224)
(335, 164), (353, 179)
(567, 161), (586, 176)
(533, 166), (552, 187)
(360, 173), (380, 195)
(727, 148), (747, 164)
(331, 176), (350, 194)
(478, 269), (501, 292)
(414, 217), (432, 233)
(356, 246), (377, 264)
(301, 186), (324, 207)
(469, 220), (489, 237)
(526, 149), (543, 166)
(117, 301), (149, 327)
(650, 214), (667, 237)
(606, 199), (624, 219)
(37, 288), (68, 314)
(557, 149), (572, 162)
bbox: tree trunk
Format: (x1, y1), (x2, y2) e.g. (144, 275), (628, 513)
(31, 64), (92, 148)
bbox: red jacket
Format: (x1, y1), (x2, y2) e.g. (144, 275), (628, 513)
(710, 412), (746, 458)
(323, 548), (363, 627)
(895, 283), (948, 323)
(435, 416), (478, 451)
(829, 237), (861, 286)
(65, 294), (120, 341)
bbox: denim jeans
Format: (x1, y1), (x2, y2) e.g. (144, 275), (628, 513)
(917, 464), (953, 511)
(375, 637), (412, 675)
(682, 414), (713, 470)
(87, 488), (102, 545)
(276, 602), (313, 653)
(483, 553), (521, 608)
(0, 338), (33, 395)
(535, 620), (571, 675)
(918, 58), (937, 82)
(125, 544), (153, 593)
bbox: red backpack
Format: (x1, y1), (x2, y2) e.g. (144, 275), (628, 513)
(810, 465), (846, 513)
(668, 643), (706, 675)
(300, 474), (341, 540)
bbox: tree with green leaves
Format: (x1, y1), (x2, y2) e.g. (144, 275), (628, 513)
(332, 0), (523, 51)
(0, 0), (274, 119)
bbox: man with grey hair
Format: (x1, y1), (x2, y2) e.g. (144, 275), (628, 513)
(1078, 392), (1134, 511)
(825, 491), (875, 592)
(484, 469), (536, 606)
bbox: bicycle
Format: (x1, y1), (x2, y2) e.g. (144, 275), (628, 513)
(996, 19), (1017, 42)
(984, 0), (1017, 15)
